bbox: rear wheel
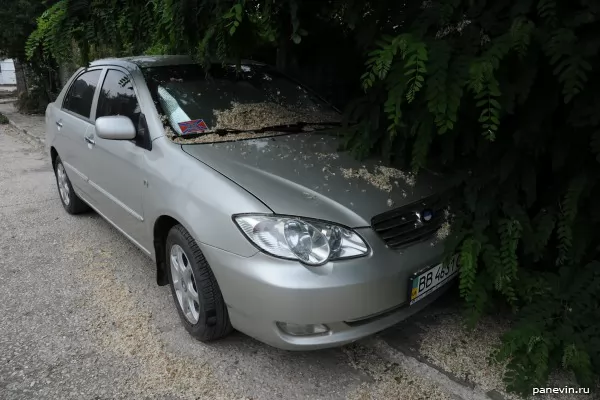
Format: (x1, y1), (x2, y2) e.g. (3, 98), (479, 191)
(166, 224), (233, 341)
(54, 156), (89, 214)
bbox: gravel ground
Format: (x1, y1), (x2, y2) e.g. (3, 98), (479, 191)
(0, 123), (473, 399)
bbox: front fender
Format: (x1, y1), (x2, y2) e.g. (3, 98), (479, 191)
(143, 137), (269, 258)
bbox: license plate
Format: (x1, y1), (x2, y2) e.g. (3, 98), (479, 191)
(409, 254), (459, 305)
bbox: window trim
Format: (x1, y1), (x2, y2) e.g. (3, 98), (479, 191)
(61, 67), (105, 123)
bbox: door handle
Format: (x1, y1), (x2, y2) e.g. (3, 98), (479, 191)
(56, 121), (63, 128)
(85, 136), (96, 145)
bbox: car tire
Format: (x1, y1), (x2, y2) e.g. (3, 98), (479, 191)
(166, 224), (233, 341)
(54, 156), (90, 214)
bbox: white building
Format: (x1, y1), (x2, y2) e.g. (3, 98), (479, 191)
(0, 59), (17, 85)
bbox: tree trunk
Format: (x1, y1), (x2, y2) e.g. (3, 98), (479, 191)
(13, 58), (27, 96)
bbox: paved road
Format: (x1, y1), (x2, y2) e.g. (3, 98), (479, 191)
(1, 123), (474, 400)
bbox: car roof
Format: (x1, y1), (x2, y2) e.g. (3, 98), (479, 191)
(89, 55), (266, 69)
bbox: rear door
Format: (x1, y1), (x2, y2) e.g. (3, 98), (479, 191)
(53, 68), (103, 199)
(85, 67), (150, 248)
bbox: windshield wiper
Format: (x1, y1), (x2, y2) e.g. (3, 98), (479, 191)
(173, 121), (341, 140)
(212, 121), (341, 135)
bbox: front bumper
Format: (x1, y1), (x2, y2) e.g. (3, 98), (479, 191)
(200, 228), (450, 350)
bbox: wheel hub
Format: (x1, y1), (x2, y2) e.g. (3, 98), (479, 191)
(170, 244), (200, 324)
(56, 163), (70, 206)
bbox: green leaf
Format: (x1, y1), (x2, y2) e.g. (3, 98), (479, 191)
(489, 98), (502, 109)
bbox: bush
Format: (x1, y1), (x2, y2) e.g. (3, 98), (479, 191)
(351, 0), (600, 395)
(0, 112), (8, 124)
(16, 90), (49, 115)
(15, 64), (58, 115)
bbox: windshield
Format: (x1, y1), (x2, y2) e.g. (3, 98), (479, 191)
(142, 63), (341, 141)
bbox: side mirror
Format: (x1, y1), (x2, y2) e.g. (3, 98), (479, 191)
(95, 116), (136, 140)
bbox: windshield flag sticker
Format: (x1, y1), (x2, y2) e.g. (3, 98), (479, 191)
(178, 119), (208, 135)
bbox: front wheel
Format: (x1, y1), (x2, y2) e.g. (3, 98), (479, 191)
(166, 224), (233, 341)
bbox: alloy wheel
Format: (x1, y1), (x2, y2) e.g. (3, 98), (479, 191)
(170, 244), (200, 324)
(56, 163), (70, 206)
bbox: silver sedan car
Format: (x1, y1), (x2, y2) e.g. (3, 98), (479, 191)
(45, 55), (457, 350)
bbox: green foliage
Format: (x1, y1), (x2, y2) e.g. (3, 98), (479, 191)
(545, 28), (593, 103)
(0, 0), (46, 60)
(0, 113), (8, 125)
(25, 0), (286, 68)
(353, 0), (600, 395)
(25, 1), (70, 62)
(362, 34), (429, 139)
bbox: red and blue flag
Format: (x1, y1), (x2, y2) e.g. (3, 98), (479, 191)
(178, 119), (209, 135)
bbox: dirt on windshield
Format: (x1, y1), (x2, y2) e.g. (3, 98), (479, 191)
(166, 101), (340, 144)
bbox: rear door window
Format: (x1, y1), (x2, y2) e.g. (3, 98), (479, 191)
(96, 69), (141, 132)
(62, 69), (102, 119)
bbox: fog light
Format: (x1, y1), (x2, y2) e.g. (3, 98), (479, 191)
(276, 322), (330, 336)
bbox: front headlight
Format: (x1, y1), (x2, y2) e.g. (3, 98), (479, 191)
(233, 215), (369, 265)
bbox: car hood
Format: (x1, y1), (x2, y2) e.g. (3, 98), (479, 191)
(181, 132), (451, 228)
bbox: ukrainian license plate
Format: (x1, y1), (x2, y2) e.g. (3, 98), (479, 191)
(409, 254), (459, 305)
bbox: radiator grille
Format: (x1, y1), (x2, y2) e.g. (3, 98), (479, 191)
(372, 193), (448, 249)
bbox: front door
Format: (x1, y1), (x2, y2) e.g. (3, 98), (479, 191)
(85, 68), (150, 250)
(54, 68), (103, 199)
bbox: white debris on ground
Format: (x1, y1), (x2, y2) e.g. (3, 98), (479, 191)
(69, 245), (235, 400)
(418, 313), (595, 400)
(343, 343), (452, 400)
(418, 314), (513, 397)
(341, 165), (416, 192)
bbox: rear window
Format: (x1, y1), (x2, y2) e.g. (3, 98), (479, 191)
(142, 63), (340, 137)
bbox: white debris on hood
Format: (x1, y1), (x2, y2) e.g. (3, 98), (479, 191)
(316, 152), (340, 161)
(387, 198), (394, 208)
(340, 165), (416, 192)
(436, 221), (451, 240)
(435, 210), (452, 240)
(243, 139), (269, 150)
